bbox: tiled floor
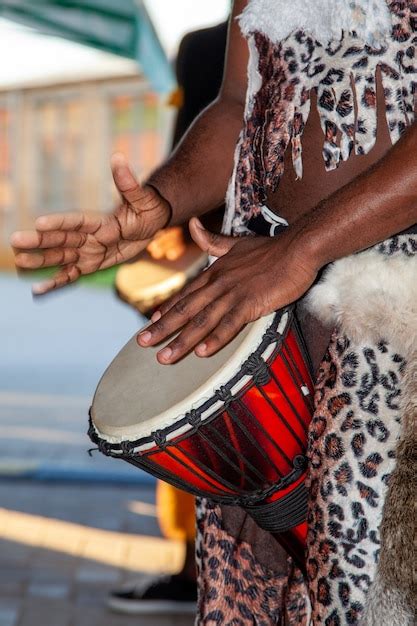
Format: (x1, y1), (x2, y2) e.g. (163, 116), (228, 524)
(0, 482), (195, 626)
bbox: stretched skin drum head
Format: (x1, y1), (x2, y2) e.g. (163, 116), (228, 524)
(91, 311), (283, 444)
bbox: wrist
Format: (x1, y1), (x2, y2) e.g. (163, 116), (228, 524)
(287, 213), (330, 272)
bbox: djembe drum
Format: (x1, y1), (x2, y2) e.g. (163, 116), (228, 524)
(89, 307), (314, 569)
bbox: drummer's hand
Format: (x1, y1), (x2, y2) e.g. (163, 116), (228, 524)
(10, 153), (171, 295)
(138, 217), (319, 363)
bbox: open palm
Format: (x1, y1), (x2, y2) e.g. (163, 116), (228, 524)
(10, 154), (170, 295)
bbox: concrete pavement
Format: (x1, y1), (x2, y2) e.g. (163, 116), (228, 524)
(0, 481), (194, 626)
(0, 274), (195, 624)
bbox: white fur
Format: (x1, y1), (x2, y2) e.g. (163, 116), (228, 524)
(304, 248), (417, 357)
(239, 0), (392, 46)
(246, 35), (263, 117)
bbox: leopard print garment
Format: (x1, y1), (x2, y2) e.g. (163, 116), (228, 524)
(223, 0), (416, 235)
(306, 332), (405, 625)
(195, 239), (414, 626)
(195, 498), (310, 625)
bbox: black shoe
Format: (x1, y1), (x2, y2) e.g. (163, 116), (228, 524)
(107, 573), (197, 615)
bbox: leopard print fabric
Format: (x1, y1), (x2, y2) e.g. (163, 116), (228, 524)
(195, 498), (310, 625)
(306, 333), (405, 625)
(225, 0), (416, 235)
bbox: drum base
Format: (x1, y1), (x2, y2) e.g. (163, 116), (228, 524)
(243, 476), (307, 534)
(242, 472), (308, 574)
(272, 526), (307, 575)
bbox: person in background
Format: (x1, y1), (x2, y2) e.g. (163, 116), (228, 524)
(107, 19), (228, 616)
(108, 482), (197, 615)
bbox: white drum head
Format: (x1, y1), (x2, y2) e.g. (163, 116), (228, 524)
(91, 311), (286, 444)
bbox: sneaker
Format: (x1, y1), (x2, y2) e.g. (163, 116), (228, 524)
(107, 573), (197, 615)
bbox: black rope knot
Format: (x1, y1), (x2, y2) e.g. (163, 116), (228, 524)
(215, 385), (233, 405)
(243, 354), (271, 386)
(264, 329), (281, 343)
(98, 439), (113, 457)
(293, 455), (308, 471)
(87, 420), (99, 444)
(187, 409), (201, 427)
(154, 429), (167, 449)
(120, 440), (135, 457)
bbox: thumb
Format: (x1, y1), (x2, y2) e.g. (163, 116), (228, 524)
(189, 217), (238, 257)
(111, 152), (145, 206)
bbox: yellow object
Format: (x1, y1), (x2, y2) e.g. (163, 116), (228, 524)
(157, 482), (195, 542)
(167, 86), (184, 109)
(0, 507), (183, 574)
(147, 227), (187, 261)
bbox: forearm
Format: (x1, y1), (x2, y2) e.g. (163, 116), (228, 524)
(294, 122), (417, 268)
(146, 96), (244, 226)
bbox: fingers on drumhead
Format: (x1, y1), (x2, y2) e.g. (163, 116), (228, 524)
(196, 308), (247, 357)
(158, 273), (211, 317)
(159, 297), (235, 363)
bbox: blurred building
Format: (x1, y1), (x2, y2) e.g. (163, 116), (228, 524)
(0, 19), (174, 269)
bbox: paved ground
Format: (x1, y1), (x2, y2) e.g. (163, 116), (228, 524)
(0, 275), (195, 624)
(0, 481), (194, 626)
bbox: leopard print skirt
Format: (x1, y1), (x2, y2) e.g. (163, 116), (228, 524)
(195, 235), (416, 625)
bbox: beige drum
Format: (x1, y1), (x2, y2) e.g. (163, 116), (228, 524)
(115, 244), (208, 315)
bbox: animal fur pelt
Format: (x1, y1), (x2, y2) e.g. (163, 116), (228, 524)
(239, 0), (392, 46)
(304, 243), (417, 625)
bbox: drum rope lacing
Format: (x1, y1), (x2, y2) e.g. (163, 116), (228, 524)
(242, 353), (271, 386)
(87, 421), (309, 510)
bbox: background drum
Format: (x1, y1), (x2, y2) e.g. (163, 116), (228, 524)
(115, 243), (208, 317)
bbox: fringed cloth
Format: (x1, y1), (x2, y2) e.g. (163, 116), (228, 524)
(195, 235), (417, 625)
(223, 0), (417, 235)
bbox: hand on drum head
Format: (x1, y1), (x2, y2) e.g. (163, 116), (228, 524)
(137, 217), (319, 364)
(10, 154), (172, 295)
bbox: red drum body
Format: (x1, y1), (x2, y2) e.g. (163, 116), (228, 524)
(89, 308), (314, 569)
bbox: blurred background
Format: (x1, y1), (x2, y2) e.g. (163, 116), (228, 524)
(0, 1), (229, 625)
